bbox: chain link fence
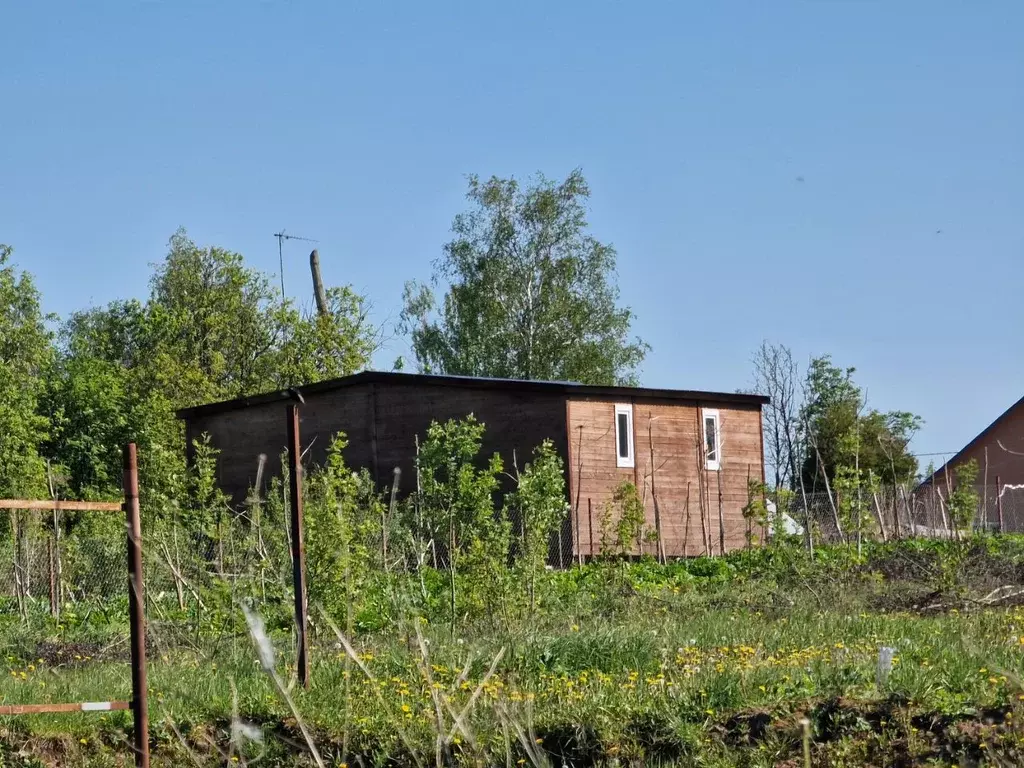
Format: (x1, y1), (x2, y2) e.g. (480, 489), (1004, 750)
(0, 481), (1019, 655)
(784, 484), (1024, 544)
(0, 509), (126, 626)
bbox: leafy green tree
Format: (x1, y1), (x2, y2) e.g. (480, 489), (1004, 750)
(144, 230), (285, 405)
(0, 245), (53, 498)
(946, 459), (980, 534)
(42, 354), (131, 498)
(599, 480), (645, 557)
(304, 435), (382, 624)
(46, 229), (378, 502)
(401, 170), (648, 385)
(800, 355), (920, 491)
(505, 440), (568, 612)
(275, 285), (378, 386)
(415, 416), (508, 623)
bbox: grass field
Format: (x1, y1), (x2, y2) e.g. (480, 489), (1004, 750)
(2, 538), (1024, 766)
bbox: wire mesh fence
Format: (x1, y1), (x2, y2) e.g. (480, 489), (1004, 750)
(0, 478), (1018, 664)
(0, 508), (126, 626)
(785, 484), (1024, 544)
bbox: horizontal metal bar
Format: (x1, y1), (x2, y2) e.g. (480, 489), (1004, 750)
(0, 500), (122, 512)
(0, 700), (130, 715)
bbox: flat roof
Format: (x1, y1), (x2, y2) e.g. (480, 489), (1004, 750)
(176, 370), (769, 420)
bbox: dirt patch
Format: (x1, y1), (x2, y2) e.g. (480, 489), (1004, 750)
(31, 639), (125, 667)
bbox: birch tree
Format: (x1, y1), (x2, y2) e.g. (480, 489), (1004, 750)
(400, 170), (648, 385)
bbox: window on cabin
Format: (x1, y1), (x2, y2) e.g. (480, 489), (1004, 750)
(614, 403), (634, 467)
(703, 409), (721, 471)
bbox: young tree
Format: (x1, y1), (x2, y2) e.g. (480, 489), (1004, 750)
(400, 170), (648, 385)
(946, 459), (980, 536)
(415, 416), (508, 623)
(505, 440), (568, 612)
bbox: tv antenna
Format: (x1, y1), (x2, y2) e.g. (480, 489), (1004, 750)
(273, 230), (318, 298)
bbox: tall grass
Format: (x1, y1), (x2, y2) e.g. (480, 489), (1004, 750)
(2, 538), (1024, 765)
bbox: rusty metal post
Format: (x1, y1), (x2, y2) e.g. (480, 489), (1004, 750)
(997, 475), (1005, 534)
(123, 443), (150, 768)
(287, 405), (310, 689)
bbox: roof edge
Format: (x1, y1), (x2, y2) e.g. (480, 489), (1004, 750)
(176, 370), (770, 420)
(917, 392), (1024, 489)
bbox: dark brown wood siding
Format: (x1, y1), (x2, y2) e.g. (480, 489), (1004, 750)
(183, 384), (376, 502)
(184, 380), (569, 504)
(567, 397), (764, 557)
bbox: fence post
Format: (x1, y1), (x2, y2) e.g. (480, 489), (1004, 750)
(286, 404), (311, 689)
(123, 443), (150, 768)
(997, 475), (1004, 534)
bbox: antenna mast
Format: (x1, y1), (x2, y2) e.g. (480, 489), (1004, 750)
(273, 230), (318, 299)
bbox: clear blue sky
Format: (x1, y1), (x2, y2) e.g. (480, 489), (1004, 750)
(2, 2), (1021, 464)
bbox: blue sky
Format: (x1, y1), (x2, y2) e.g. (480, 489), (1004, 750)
(2, 2), (1021, 464)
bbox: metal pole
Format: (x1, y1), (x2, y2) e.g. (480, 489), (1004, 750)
(997, 475), (1005, 534)
(123, 443), (149, 768)
(287, 405), (310, 688)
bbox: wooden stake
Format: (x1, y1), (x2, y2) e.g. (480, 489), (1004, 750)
(683, 481), (691, 558)
(716, 468), (726, 556)
(745, 464), (752, 550)
(997, 475), (1005, 533)
(286, 405), (310, 689)
(575, 501), (583, 566)
(648, 416), (666, 563)
(587, 498), (595, 559)
(123, 443), (150, 768)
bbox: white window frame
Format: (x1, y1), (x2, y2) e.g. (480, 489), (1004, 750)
(614, 403), (635, 468)
(703, 408), (721, 471)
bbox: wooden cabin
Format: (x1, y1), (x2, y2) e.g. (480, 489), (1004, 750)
(176, 371), (768, 559)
